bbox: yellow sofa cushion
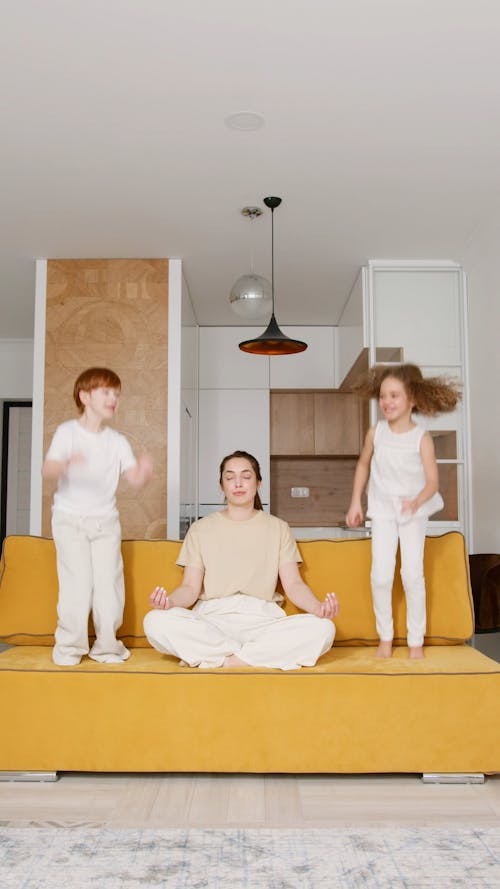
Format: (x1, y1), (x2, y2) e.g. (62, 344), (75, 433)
(294, 534), (474, 645)
(0, 532), (474, 647)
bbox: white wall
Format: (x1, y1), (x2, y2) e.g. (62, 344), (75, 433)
(180, 273), (199, 536)
(337, 268), (366, 385)
(166, 259), (183, 539)
(0, 340), (34, 398)
(462, 221), (500, 553)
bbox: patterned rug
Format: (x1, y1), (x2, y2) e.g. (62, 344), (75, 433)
(0, 826), (498, 888)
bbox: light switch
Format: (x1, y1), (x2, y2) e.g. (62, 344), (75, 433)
(291, 487), (310, 498)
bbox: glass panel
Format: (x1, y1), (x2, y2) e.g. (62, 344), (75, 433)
(375, 347), (404, 362)
(431, 431), (457, 459)
(430, 463), (458, 521)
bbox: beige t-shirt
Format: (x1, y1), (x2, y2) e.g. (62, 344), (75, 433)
(177, 510), (301, 602)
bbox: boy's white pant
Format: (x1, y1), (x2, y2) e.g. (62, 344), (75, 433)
(144, 593), (335, 670)
(52, 510), (129, 664)
(370, 515), (428, 647)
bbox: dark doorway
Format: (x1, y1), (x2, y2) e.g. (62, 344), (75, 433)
(1, 401), (33, 547)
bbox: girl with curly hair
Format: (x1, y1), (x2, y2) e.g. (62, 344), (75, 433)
(346, 364), (461, 659)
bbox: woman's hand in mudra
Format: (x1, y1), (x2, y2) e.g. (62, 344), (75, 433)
(315, 592), (339, 619)
(149, 586), (171, 610)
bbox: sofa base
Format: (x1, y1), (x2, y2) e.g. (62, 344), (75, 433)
(1, 644), (499, 775)
(422, 772), (485, 784)
(0, 771), (59, 782)
(0, 771), (488, 784)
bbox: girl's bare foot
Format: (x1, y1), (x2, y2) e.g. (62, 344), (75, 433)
(376, 641), (393, 658)
(409, 646), (424, 659)
(222, 654), (248, 667)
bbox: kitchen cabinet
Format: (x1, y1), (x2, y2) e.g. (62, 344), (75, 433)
(313, 393), (364, 455)
(199, 327), (269, 389)
(198, 388), (270, 505)
(372, 268), (462, 366)
(269, 326), (336, 388)
(269, 390), (365, 525)
(270, 393), (314, 455)
(270, 391), (363, 456)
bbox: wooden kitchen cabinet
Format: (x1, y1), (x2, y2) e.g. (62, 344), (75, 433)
(270, 392), (315, 455)
(313, 393), (363, 455)
(270, 391), (363, 456)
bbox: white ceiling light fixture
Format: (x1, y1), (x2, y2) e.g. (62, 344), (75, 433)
(224, 111), (265, 131)
(229, 206), (272, 320)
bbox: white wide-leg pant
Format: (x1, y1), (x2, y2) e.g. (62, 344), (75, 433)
(144, 593), (335, 670)
(52, 510), (130, 665)
(370, 515), (428, 647)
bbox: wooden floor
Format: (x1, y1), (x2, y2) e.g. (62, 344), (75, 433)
(0, 772), (499, 828)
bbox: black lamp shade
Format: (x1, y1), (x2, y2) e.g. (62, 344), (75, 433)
(239, 314), (308, 355)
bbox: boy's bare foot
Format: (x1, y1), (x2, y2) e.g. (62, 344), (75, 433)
(376, 641), (393, 658)
(222, 654), (248, 667)
(409, 646), (424, 659)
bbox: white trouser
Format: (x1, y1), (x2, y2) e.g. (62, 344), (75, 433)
(144, 593), (335, 670)
(370, 515), (428, 647)
(52, 510), (130, 664)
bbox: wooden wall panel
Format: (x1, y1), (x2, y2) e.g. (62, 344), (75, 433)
(42, 259), (169, 539)
(270, 456), (360, 526)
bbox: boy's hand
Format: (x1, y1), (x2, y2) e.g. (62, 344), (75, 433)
(149, 586), (170, 610)
(126, 453), (154, 487)
(137, 452), (154, 483)
(68, 452), (85, 464)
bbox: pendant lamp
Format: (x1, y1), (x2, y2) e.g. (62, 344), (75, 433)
(239, 197), (308, 355)
(229, 206), (272, 319)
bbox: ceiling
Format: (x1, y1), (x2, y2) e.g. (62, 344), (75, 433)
(2, 0), (500, 338)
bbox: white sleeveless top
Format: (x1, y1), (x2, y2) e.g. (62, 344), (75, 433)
(367, 420), (443, 520)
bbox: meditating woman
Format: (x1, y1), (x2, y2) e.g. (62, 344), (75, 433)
(144, 450), (339, 670)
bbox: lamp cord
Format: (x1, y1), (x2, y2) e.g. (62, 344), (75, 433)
(271, 207), (275, 315)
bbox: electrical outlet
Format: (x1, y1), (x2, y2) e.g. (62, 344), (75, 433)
(291, 486), (310, 498)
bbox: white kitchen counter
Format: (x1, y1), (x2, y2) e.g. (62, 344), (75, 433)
(291, 526), (371, 540)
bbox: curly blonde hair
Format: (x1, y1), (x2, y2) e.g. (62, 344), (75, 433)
(352, 364), (461, 416)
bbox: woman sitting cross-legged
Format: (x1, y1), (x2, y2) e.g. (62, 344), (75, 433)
(144, 450), (339, 670)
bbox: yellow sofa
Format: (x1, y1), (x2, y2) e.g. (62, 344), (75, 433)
(0, 532), (498, 778)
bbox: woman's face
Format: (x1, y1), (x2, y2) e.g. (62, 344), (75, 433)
(220, 457), (260, 508)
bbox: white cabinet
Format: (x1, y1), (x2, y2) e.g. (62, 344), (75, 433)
(199, 327), (269, 389)
(337, 269), (366, 386)
(198, 328), (270, 512)
(198, 389), (270, 505)
(270, 326), (336, 388)
(199, 325), (336, 390)
(372, 268), (462, 366)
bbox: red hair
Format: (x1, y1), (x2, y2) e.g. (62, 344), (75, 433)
(73, 367), (121, 414)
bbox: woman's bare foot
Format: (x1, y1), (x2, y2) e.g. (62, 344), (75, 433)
(222, 654), (248, 667)
(376, 641), (393, 658)
(409, 646), (424, 659)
